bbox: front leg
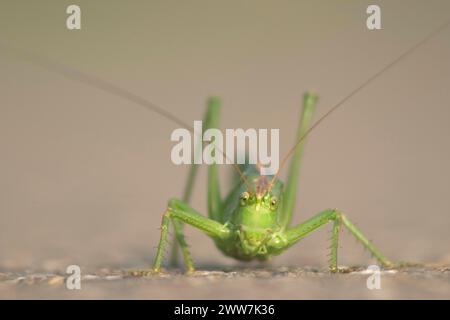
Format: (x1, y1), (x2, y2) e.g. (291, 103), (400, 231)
(153, 198), (231, 273)
(269, 209), (393, 272)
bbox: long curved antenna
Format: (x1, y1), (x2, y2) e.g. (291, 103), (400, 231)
(0, 42), (253, 190)
(269, 19), (450, 189)
(0, 43), (193, 130)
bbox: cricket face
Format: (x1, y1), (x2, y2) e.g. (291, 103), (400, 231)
(237, 191), (279, 229)
(235, 191), (281, 255)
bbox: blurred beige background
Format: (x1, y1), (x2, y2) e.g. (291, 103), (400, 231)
(0, 0), (449, 298)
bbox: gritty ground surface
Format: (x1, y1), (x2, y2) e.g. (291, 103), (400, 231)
(1, 265), (449, 299)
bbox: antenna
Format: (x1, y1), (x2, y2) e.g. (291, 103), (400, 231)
(0, 42), (253, 191)
(268, 19), (450, 190)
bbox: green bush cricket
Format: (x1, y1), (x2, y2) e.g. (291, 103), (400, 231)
(152, 92), (393, 273)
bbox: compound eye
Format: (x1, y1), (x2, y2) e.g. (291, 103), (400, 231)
(270, 197), (278, 210)
(240, 192), (250, 206)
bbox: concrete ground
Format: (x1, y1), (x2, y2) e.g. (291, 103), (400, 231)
(1, 264), (449, 299)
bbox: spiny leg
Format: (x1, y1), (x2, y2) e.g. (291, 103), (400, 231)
(169, 166), (198, 267)
(270, 209), (392, 272)
(153, 198), (231, 273)
(329, 216), (341, 271)
(339, 214), (392, 268)
(169, 96), (223, 267)
(170, 219), (194, 271)
(279, 92), (318, 228)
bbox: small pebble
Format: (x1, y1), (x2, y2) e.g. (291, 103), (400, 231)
(48, 276), (65, 286)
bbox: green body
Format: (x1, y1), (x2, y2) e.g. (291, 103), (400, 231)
(152, 93), (393, 273)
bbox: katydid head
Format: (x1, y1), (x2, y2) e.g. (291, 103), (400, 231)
(233, 182), (282, 256)
(234, 189), (281, 255)
(230, 174), (284, 255)
(235, 174), (283, 222)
